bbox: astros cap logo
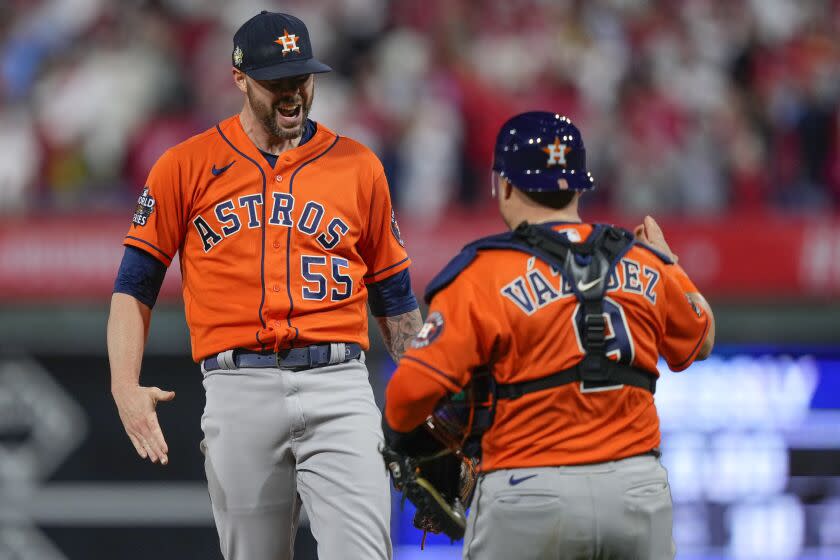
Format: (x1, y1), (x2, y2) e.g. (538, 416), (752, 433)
(542, 137), (572, 167)
(275, 29), (300, 55)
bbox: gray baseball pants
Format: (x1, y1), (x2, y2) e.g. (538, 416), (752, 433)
(463, 454), (675, 560)
(200, 354), (392, 560)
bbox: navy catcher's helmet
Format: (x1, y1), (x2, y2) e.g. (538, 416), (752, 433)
(493, 112), (594, 192)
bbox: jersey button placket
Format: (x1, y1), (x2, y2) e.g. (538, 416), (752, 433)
(265, 163), (290, 338)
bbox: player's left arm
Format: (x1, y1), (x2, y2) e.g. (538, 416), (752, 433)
(375, 309), (424, 363)
(358, 163), (421, 362)
(368, 268), (422, 363)
(385, 274), (496, 435)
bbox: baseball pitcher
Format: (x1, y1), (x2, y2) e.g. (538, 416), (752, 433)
(108, 11), (423, 560)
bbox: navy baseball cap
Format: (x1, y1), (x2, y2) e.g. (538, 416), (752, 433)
(232, 11), (332, 80)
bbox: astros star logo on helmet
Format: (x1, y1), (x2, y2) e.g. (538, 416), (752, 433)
(275, 29), (300, 55)
(542, 137), (572, 167)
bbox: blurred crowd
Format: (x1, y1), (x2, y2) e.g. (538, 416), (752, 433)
(1, 0), (838, 221)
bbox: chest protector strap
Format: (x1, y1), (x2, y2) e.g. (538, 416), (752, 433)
(489, 222), (657, 397)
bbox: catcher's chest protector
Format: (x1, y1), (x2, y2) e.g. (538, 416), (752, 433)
(426, 223), (659, 459)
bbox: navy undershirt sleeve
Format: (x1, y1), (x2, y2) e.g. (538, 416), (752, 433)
(367, 268), (419, 317)
(113, 246), (167, 308)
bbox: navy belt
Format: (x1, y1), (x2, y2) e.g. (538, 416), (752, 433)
(202, 343), (362, 373)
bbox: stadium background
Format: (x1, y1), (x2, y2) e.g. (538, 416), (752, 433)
(1, 0), (839, 558)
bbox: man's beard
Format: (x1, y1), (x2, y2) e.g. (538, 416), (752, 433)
(247, 87), (312, 141)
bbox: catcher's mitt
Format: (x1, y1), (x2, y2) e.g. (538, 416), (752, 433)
(382, 381), (488, 544)
(381, 441), (475, 543)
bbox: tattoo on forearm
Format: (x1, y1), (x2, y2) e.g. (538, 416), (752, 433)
(376, 309), (423, 363)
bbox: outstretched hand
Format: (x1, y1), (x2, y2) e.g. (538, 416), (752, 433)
(634, 215), (678, 263)
(112, 384), (175, 465)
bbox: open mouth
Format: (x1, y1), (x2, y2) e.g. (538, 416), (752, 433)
(278, 104), (301, 118)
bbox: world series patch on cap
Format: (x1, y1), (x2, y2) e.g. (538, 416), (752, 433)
(232, 11), (332, 80)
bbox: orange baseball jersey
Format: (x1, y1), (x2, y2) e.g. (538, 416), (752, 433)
(385, 223), (709, 471)
(124, 115), (410, 361)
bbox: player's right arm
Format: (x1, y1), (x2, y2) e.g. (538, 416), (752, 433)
(688, 291), (714, 359)
(635, 215), (715, 364)
(109, 149), (186, 465)
(108, 291), (174, 465)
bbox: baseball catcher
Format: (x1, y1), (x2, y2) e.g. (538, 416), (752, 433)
(382, 112), (715, 559)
